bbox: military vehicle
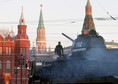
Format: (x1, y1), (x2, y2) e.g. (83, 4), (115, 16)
(29, 30), (118, 84)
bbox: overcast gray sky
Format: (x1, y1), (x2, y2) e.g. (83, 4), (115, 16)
(0, 0), (118, 49)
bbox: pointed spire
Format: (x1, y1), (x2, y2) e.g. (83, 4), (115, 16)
(86, 0), (91, 6)
(82, 0), (95, 34)
(38, 4), (44, 28)
(19, 6), (25, 25)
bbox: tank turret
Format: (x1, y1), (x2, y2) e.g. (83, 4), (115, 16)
(62, 30), (106, 52)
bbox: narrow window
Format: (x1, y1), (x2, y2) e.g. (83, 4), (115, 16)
(6, 60), (10, 69)
(9, 47), (11, 55)
(6, 47), (8, 55)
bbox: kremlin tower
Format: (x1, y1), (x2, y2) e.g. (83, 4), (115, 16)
(82, 0), (96, 34)
(36, 5), (46, 53)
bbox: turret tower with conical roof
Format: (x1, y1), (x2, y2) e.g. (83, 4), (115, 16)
(82, 0), (95, 34)
(36, 5), (46, 53)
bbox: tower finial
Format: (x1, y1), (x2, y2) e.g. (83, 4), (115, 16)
(19, 6), (25, 25)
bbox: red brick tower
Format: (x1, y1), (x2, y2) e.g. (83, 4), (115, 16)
(36, 5), (46, 53)
(15, 7), (30, 84)
(82, 0), (95, 34)
(15, 6), (30, 65)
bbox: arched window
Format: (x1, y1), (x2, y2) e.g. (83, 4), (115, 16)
(6, 60), (11, 69)
(0, 60), (1, 69)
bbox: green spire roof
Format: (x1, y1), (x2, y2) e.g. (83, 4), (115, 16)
(86, 0), (91, 6)
(38, 6), (44, 28)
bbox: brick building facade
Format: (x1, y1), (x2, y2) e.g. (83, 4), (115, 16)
(0, 7), (30, 84)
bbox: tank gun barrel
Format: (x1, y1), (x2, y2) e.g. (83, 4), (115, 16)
(62, 33), (74, 42)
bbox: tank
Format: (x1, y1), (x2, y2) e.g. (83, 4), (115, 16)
(29, 30), (118, 84)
